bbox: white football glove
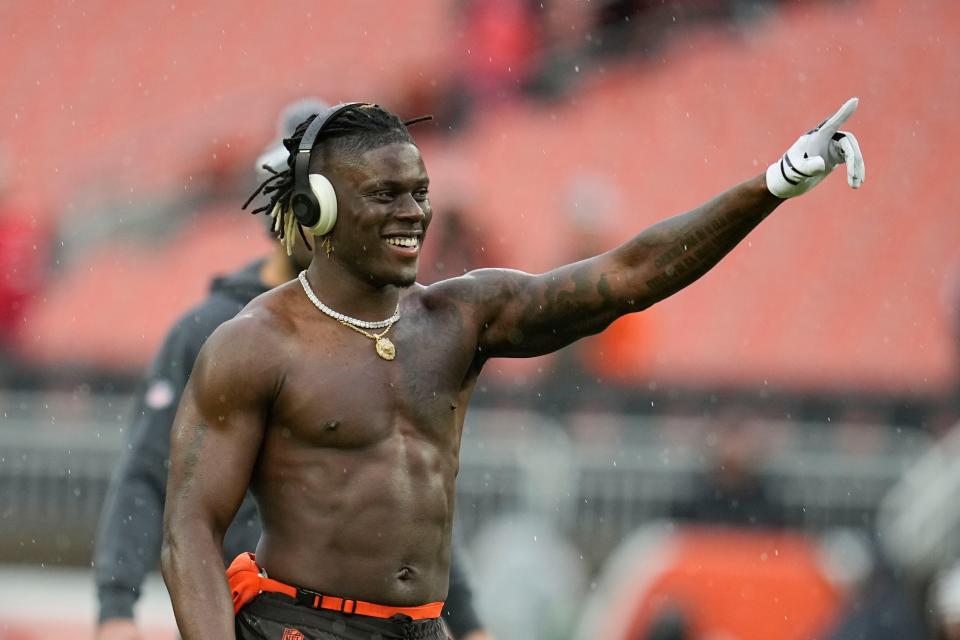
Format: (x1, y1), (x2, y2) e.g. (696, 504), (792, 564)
(766, 97), (865, 198)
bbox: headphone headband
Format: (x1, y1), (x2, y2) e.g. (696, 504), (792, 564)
(297, 102), (365, 154)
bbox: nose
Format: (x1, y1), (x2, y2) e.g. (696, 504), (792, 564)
(394, 193), (426, 222)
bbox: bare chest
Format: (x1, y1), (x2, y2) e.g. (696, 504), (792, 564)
(269, 303), (476, 449)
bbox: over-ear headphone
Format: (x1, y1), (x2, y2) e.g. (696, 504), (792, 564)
(289, 102), (365, 236)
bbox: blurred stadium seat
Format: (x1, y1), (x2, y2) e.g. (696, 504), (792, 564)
(2, 0), (956, 394)
(2, 1), (959, 637)
(0, 0), (453, 211)
(576, 524), (841, 640)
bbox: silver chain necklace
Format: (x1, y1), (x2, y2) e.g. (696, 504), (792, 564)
(298, 271), (400, 329)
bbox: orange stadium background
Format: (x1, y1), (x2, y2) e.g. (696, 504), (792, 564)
(1, 1), (959, 639)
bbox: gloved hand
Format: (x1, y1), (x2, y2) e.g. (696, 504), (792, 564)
(766, 97), (865, 198)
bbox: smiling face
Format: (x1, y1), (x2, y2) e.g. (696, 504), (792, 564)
(319, 142), (432, 288)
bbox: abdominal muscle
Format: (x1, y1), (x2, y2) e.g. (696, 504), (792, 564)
(250, 426), (457, 606)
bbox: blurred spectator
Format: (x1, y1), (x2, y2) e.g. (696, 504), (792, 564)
(823, 550), (931, 640)
(0, 145), (50, 377)
(458, 0), (542, 104)
(575, 523), (839, 640)
(470, 514), (586, 640)
(566, 176), (650, 390)
(539, 174), (652, 413)
(878, 421), (960, 582)
(933, 561), (960, 640)
(673, 412), (786, 528)
(445, 0), (546, 117)
(527, 0), (787, 100)
(644, 606), (691, 640)
(826, 420), (960, 639)
(597, 0), (784, 57)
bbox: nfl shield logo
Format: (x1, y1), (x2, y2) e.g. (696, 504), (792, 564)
(281, 629), (305, 640)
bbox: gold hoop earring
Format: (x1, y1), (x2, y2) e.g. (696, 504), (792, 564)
(320, 235), (333, 258)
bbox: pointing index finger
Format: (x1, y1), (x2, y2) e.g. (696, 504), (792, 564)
(821, 97), (859, 133)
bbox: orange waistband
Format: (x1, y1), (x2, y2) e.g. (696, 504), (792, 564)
(227, 552), (444, 621)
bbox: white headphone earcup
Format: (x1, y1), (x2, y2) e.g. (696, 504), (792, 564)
(307, 173), (338, 236)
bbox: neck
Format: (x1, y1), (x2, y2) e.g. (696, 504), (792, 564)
(260, 248), (298, 288)
(303, 254), (401, 322)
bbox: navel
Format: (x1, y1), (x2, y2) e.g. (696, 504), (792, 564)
(324, 420), (340, 432)
(396, 566), (415, 581)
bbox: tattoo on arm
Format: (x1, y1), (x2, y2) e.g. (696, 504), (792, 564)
(642, 209), (755, 293)
(177, 421), (209, 499)
(506, 210), (753, 338)
(446, 178), (778, 359)
(520, 264), (606, 320)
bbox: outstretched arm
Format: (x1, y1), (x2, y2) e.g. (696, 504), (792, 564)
(458, 175), (780, 358)
(438, 99), (865, 360)
(160, 316), (278, 640)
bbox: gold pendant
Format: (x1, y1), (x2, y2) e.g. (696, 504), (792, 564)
(375, 337), (396, 360)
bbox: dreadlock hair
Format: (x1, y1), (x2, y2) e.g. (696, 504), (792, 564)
(243, 103), (429, 255)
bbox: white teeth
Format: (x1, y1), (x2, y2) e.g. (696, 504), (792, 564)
(385, 237), (418, 248)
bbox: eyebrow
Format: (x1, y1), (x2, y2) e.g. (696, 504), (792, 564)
(362, 178), (430, 190)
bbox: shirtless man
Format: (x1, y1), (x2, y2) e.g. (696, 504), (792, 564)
(97, 99), (487, 640)
(162, 100), (864, 639)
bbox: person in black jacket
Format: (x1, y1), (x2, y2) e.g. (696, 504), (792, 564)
(93, 99), (489, 640)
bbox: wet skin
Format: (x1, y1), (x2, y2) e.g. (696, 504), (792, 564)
(162, 140), (783, 638)
(249, 277), (478, 604)
(234, 143), (471, 603)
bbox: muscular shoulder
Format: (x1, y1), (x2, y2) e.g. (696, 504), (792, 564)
(418, 268), (529, 312)
(190, 284), (299, 405)
(232, 280), (302, 341)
